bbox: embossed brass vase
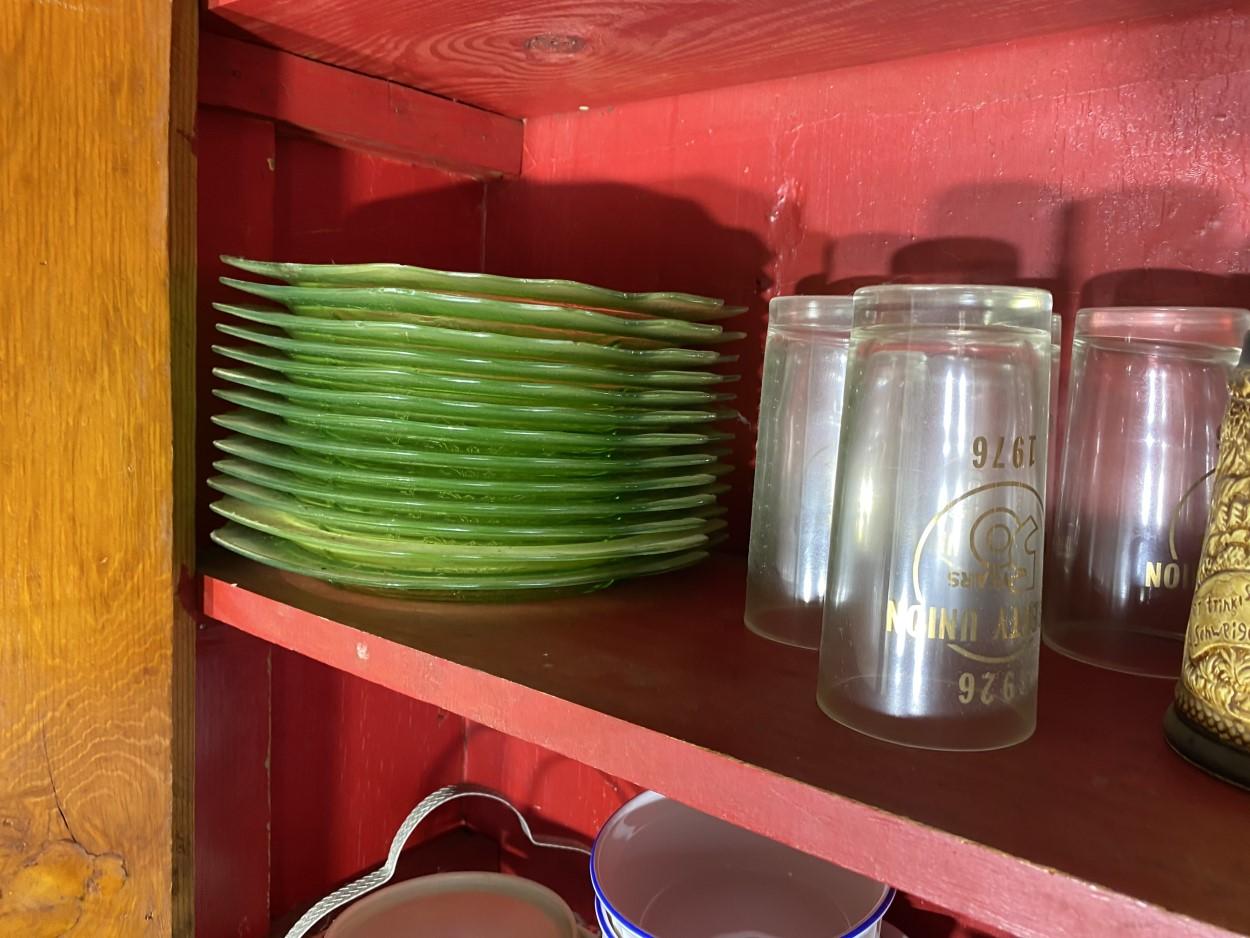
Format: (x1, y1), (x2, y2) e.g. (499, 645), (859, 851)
(1166, 334), (1250, 789)
(817, 285), (1053, 751)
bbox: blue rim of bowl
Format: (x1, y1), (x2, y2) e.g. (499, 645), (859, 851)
(595, 897), (616, 937)
(589, 791), (897, 938)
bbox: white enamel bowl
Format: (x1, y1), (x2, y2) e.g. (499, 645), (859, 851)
(591, 792), (895, 938)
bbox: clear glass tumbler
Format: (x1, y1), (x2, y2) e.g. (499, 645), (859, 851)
(817, 285), (1053, 751)
(1043, 307), (1250, 678)
(746, 296), (853, 648)
(1046, 313), (1062, 528)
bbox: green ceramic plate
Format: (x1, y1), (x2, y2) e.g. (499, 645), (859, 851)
(213, 430), (730, 495)
(214, 457), (729, 521)
(222, 256), (746, 322)
(216, 303), (738, 370)
(221, 278), (746, 346)
(209, 475), (726, 542)
(214, 344), (735, 408)
(216, 323), (737, 389)
(216, 389), (733, 454)
(215, 368), (736, 431)
(211, 523), (709, 599)
(212, 497), (716, 572)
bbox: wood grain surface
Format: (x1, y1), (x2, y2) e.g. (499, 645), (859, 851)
(204, 0), (1231, 116)
(203, 554), (1250, 938)
(170, 0), (198, 933)
(0, 0), (194, 933)
(198, 34), (523, 176)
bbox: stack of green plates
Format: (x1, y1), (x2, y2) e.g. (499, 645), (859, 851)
(209, 256), (744, 600)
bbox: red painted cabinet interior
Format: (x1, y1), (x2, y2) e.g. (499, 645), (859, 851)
(195, 5), (1250, 937)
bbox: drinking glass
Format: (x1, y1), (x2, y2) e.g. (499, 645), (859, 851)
(1046, 313), (1062, 527)
(745, 296), (853, 648)
(817, 285), (1053, 751)
(1043, 307), (1250, 677)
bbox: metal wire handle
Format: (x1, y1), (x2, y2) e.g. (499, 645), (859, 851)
(283, 783), (592, 938)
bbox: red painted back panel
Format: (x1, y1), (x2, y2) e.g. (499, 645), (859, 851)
(196, 625), (272, 938)
(261, 135), (489, 923)
(486, 7), (1250, 547)
(196, 107), (277, 938)
(272, 134), (486, 266)
(196, 108), (277, 551)
(463, 726), (642, 926)
(267, 652), (467, 918)
(197, 119), (491, 929)
(197, 11), (1248, 934)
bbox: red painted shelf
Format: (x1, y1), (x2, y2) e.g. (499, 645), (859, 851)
(202, 551), (1250, 938)
(203, 0), (1229, 117)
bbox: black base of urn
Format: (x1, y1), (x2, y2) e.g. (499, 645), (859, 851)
(1164, 704), (1250, 792)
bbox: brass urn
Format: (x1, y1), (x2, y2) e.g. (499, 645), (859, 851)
(1165, 333), (1250, 788)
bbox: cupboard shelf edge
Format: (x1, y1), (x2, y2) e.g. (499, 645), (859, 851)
(199, 552), (1249, 938)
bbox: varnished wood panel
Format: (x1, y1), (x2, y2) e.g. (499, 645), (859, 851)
(0, 0), (194, 933)
(203, 554), (1250, 938)
(204, 0), (1230, 116)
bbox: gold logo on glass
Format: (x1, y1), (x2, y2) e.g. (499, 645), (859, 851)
(884, 481), (1043, 665)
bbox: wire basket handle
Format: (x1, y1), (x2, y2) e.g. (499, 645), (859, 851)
(283, 783), (592, 938)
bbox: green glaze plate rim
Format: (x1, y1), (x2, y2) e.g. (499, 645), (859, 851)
(221, 277), (746, 346)
(213, 342), (736, 406)
(211, 425), (733, 490)
(211, 523), (709, 598)
(214, 368), (736, 430)
(208, 474), (726, 541)
(221, 256), (747, 321)
(215, 322), (738, 389)
(211, 497), (721, 567)
(214, 456), (729, 520)
(215, 303), (738, 369)
(215, 388), (734, 453)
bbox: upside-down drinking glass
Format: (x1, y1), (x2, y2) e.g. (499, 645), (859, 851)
(1043, 306), (1250, 678)
(745, 296), (853, 648)
(817, 284), (1053, 751)
(1046, 313), (1062, 527)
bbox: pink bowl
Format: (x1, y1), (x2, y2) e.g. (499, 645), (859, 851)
(325, 872), (580, 938)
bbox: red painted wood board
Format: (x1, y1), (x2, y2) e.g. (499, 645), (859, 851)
(464, 724), (640, 843)
(486, 6), (1250, 546)
(462, 725), (641, 927)
(268, 826), (501, 937)
(196, 107), (277, 554)
(267, 651), (468, 920)
(201, 553), (1250, 938)
(195, 625), (272, 938)
(195, 107), (277, 938)
(198, 32), (523, 175)
(203, 0), (1234, 117)
(271, 134), (487, 269)
(461, 729), (995, 938)
(202, 131), (494, 922)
